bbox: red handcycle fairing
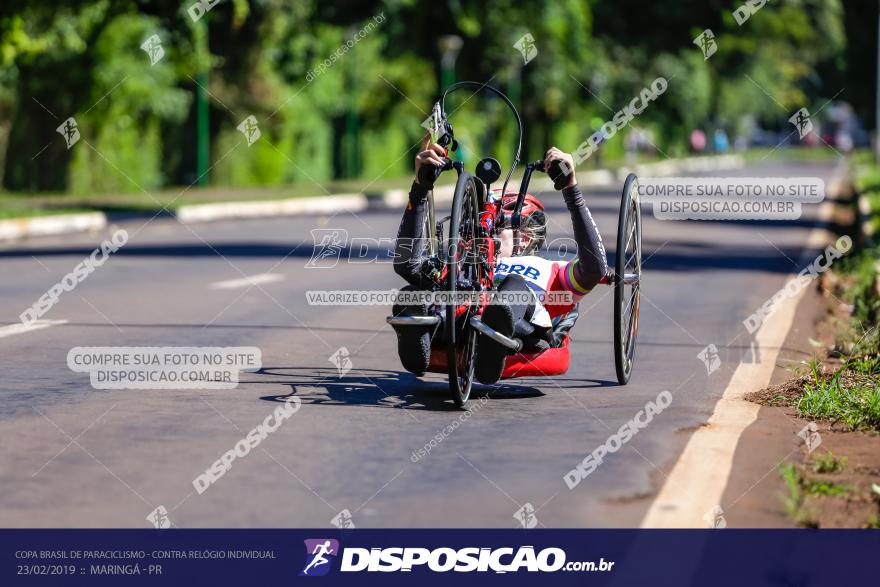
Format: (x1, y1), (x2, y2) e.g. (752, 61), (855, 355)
(427, 336), (571, 379)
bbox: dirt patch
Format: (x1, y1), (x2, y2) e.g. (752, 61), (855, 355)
(745, 375), (812, 407)
(604, 489), (655, 504)
(785, 421), (880, 528)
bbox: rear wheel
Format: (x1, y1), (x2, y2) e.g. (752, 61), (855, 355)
(614, 173), (641, 384)
(445, 172), (480, 407)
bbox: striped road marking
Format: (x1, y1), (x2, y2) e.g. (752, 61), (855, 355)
(210, 273), (284, 290)
(0, 319), (68, 340)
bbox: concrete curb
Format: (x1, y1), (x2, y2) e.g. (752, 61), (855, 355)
(0, 212), (106, 243)
(176, 193), (366, 223)
(618, 153), (745, 181)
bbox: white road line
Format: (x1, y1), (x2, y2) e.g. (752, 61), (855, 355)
(209, 273), (284, 290)
(640, 162), (846, 528)
(0, 319), (68, 339)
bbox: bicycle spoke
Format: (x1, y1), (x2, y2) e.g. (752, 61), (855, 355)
(622, 287), (638, 320)
(625, 307), (637, 354)
(623, 211), (637, 257)
(623, 223), (635, 255)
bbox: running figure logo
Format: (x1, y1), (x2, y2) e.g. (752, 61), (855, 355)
(328, 348), (353, 378)
(236, 115), (262, 147)
(330, 508), (356, 529)
(146, 505), (172, 529)
(697, 344), (721, 375)
(693, 29), (717, 60)
(140, 34), (165, 66)
(513, 503), (538, 528)
(300, 539), (339, 577)
(797, 422), (822, 453)
(513, 33), (538, 65)
(307, 229), (348, 268)
(56, 117), (80, 149)
(789, 108), (813, 139)
(702, 505), (727, 529)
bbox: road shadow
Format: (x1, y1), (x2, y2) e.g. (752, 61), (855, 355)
(255, 367), (544, 412)
(0, 242), (326, 259)
(2, 238), (818, 276)
(526, 377), (619, 390)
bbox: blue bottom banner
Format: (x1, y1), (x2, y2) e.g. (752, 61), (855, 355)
(2, 529), (877, 586)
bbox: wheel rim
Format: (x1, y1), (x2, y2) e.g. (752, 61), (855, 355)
(615, 175), (641, 383)
(446, 175), (479, 405)
(621, 186), (640, 371)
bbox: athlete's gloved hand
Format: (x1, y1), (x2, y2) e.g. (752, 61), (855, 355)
(544, 147), (577, 190)
(415, 133), (448, 187)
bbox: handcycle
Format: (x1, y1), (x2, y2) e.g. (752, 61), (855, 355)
(387, 82), (641, 407)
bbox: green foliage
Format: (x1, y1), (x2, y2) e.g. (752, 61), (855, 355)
(70, 14), (191, 193)
(799, 358), (880, 431)
(778, 461), (849, 528)
(811, 451), (847, 474)
(779, 463), (817, 527)
(833, 235), (880, 356)
(805, 478), (849, 496)
(0, 0), (863, 195)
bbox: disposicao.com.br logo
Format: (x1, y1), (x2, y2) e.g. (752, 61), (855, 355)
(301, 539), (340, 577)
(301, 542), (614, 574)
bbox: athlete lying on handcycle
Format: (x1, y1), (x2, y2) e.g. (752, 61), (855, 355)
(391, 138), (609, 385)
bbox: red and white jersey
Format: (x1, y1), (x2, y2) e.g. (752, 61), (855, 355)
(494, 255), (587, 327)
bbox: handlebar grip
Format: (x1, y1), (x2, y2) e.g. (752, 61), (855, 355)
(417, 157), (453, 187)
(548, 159), (573, 191)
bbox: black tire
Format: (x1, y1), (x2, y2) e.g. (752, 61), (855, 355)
(614, 173), (642, 384)
(445, 172), (480, 407)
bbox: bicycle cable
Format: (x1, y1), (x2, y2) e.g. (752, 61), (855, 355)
(440, 81), (523, 197)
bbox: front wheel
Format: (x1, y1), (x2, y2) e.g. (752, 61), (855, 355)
(614, 173), (641, 384)
(445, 172), (480, 407)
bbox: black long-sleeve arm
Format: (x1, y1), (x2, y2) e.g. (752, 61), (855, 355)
(393, 181), (608, 293)
(393, 182), (434, 288)
(561, 184), (609, 293)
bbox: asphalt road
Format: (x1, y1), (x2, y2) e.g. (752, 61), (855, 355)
(0, 159), (838, 528)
